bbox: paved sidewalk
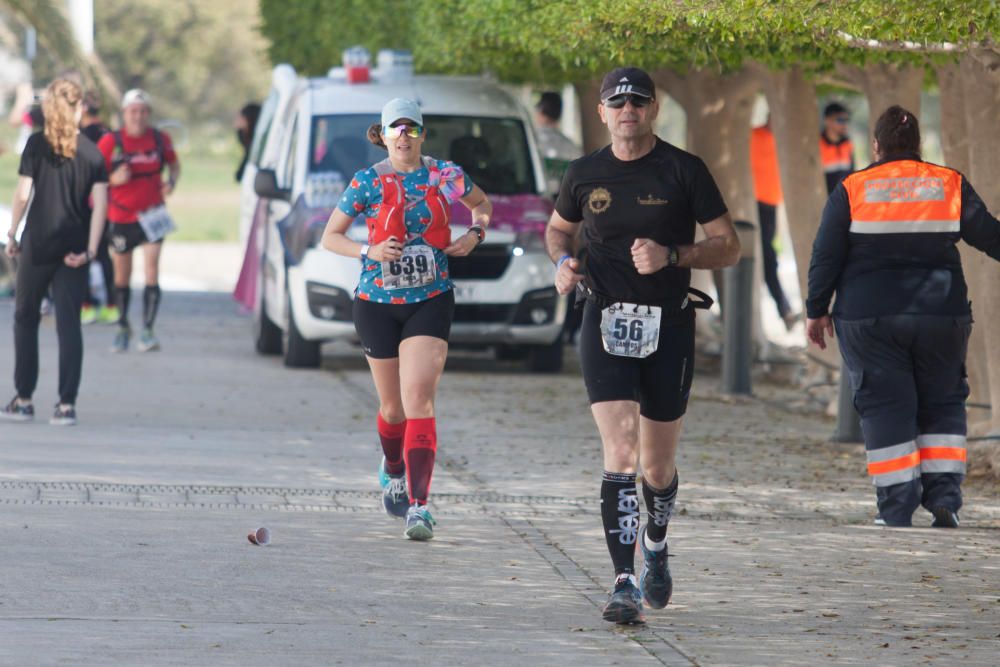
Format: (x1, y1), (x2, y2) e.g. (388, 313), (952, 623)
(1, 292), (998, 666)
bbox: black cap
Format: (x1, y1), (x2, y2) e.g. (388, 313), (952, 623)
(600, 67), (655, 101)
(824, 102), (848, 117)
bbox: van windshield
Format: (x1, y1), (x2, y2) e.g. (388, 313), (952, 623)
(310, 114), (537, 195)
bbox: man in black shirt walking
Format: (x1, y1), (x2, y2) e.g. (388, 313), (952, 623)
(545, 67), (740, 624)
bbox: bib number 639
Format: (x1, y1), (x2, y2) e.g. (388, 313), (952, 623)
(381, 245), (436, 290)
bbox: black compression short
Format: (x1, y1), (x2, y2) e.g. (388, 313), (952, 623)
(109, 222), (160, 254)
(578, 300), (695, 422)
(353, 290), (455, 359)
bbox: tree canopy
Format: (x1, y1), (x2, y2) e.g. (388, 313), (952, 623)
(259, 0), (1000, 82)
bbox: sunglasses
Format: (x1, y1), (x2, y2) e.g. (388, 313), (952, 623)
(604, 94), (653, 109)
(383, 123), (424, 138)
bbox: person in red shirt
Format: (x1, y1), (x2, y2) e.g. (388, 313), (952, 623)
(97, 89), (180, 352)
(750, 118), (796, 330)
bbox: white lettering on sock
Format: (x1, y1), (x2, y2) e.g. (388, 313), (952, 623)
(609, 489), (640, 545)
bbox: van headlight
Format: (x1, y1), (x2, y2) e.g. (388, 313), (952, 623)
(513, 231), (545, 256)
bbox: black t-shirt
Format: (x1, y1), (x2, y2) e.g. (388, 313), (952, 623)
(81, 121), (109, 144)
(556, 138), (728, 305)
(18, 132), (108, 263)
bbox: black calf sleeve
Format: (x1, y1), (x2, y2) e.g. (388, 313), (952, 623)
(601, 471), (639, 576)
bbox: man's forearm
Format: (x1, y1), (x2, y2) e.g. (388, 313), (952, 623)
(678, 234), (740, 270)
(545, 226), (574, 264)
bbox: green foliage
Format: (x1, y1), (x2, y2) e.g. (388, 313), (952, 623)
(259, 0), (1000, 83)
(93, 0), (270, 126)
(260, 0), (415, 76)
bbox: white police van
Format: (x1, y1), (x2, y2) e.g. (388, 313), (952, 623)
(238, 49), (567, 372)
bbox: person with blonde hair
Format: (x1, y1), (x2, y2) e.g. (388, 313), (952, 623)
(1, 78), (109, 426)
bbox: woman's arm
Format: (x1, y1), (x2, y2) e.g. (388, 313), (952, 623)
(321, 208), (401, 262)
(88, 183), (108, 258)
(5, 175), (33, 256)
(445, 185), (492, 257)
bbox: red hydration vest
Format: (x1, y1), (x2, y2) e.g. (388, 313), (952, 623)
(367, 157), (452, 249)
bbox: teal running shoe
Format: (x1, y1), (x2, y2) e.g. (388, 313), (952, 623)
(638, 525), (673, 609)
(379, 457), (409, 518)
(602, 574), (645, 624)
(404, 505), (436, 541)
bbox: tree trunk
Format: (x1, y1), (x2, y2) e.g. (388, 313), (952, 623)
(960, 51), (1000, 435)
(572, 79), (609, 153)
(757, 65), (840, 367)
(937, 62), (991, 423)
(842, 62), (924, 137)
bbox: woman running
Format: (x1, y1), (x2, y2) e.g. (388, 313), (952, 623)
(97, 89), (180, 353)
(2, 78), (108, 426)
(321, 98), (491, 540)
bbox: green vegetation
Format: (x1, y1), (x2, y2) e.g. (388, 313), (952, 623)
(0, 136), (242, 243)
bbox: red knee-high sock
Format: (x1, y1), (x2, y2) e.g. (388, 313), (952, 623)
(404, 417), (437, 505)
(377, 413), (406, 475)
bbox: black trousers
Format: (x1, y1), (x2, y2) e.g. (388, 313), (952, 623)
(13, 240), (88, 404)
(836, 314), (971, 526)
(84, 226), (114, 307)
(757, 202), (791, 318)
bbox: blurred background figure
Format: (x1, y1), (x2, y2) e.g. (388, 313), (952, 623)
(79, 90), (117, 325)
(534, 91), (581, 196)
(533, 91), (584, 343)
(750, 116), (797, 331)
(234, 102), (260, 182)
(819, 101), (855, 194)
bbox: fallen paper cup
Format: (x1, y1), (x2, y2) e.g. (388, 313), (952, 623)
(247, 527), (271, 546)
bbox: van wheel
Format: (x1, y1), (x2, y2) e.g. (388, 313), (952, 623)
(284, 291), (321, 368)
(254, 267), (282, 355)
(527, 339), (564, 373)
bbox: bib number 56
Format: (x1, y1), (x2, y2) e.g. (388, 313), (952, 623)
(613, 318), (644, 342)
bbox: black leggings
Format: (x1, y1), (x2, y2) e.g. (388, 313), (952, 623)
(13, 240), (88, 404)
(84, 225), (114, 307)
(757, 202), (791, 318)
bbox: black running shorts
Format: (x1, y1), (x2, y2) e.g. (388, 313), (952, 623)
(578, 300), (696, 422)
(109, 222), (161, 254)
(353, 290), (456, 359)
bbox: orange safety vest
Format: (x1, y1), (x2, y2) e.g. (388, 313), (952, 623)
(819, 136), (853, 174)
(367, 157), (452, 249)
(843, 160), (961, 235)
(750, 126), (782, 206)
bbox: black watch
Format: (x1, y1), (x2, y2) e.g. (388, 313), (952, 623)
(468, 225), (485, 245)
(667, 244), (679, 267)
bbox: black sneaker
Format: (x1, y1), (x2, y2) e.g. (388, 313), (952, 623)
(50, 404), (77, 426)
(638, 525), (673, 609)
(602, 574), (645, 625)
(0, 396), (34, 422)
(930, 506), (960, 528)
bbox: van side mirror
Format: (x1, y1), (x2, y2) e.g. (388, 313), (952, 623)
(254, 168), (291, 201)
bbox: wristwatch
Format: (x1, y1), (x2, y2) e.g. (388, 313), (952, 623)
(667, 244), (679, 267)
(360, 244), (370, 259)
(468, 225), (485, 245)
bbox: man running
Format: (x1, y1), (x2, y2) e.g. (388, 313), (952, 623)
(545, 67), (740, 624)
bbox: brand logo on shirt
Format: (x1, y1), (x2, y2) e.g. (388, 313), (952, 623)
(587, 187), (612, 214)
(637, 194), (668, 206)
